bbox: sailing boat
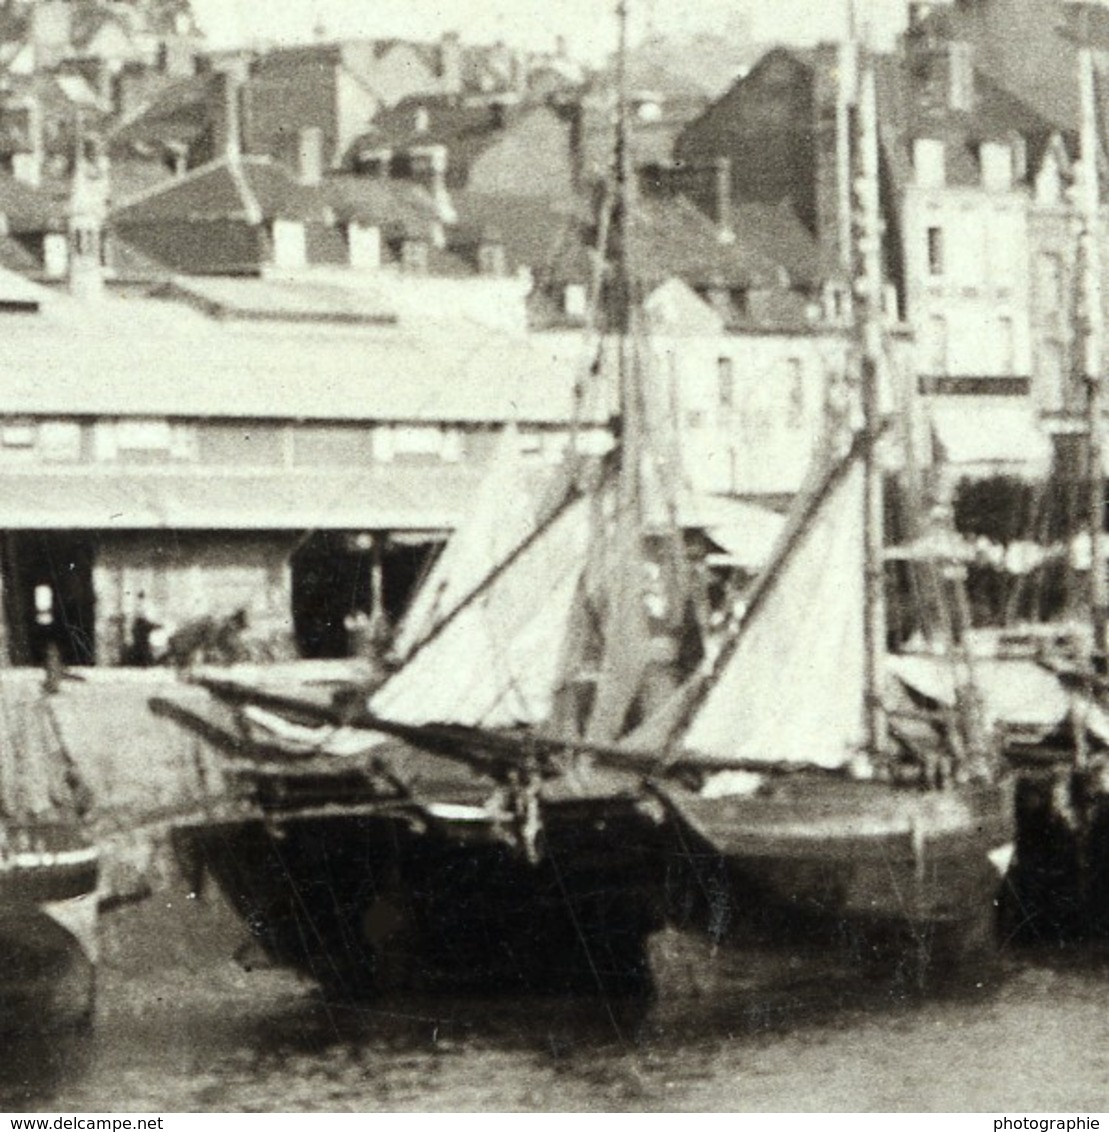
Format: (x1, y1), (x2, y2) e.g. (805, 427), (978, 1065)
(608, 52), (1015, 969)
(151, 49), (689, 992)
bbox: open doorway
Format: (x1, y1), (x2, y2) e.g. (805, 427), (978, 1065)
(290, 532), (439, 659)
(1, 532), (97, 666)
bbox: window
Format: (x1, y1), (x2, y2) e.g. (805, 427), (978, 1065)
(518, 430), (543, 456)
(786, 358), (804, 428)
(1, 419), (34, 448)
(117, 419), (171, 450)
(39, 422), (81, 462)
(927, 226), (944, 276)
(717, 356), (735, 411)
(391, 425), (444, 461)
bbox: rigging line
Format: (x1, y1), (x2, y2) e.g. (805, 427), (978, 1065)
(471, 537), (592, 727)
(380, 485), (583, 673)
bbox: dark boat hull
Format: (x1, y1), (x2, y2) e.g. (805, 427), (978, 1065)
(180, 796), (668, 999)
(659, 775), (1013, 970)
(0, 826), (100, 1031)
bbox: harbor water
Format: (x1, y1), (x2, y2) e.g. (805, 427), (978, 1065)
(3, 885), (1109, 1113)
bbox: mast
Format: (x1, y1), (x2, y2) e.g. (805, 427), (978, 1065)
(856, 52), (887, 758)
(614, 0), (635, 466)
(1078, 25), (1108, 672)
(836, 0), (858, 276)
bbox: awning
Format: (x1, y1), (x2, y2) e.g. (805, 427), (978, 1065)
(679, 494), (786, 572)
(887, 653), (1073, 733)
(0, 466), (484, 531)
(929, 399), (1051, 479)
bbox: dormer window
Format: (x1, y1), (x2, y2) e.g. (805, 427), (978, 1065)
(914, 138), (946, 188)
(347, 222), (381, 270)
(563, 283), (587, 319)
(272, 219), (306, 269)
(1036, 151), (1063, 206)
(43, 233), (68, 278)
(980, 141), (1012, 191)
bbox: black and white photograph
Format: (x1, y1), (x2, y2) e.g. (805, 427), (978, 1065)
(0, 0), (1108, 1114)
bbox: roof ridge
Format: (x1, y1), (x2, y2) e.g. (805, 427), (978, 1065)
(226, 156), (263, 225)
(111, 153), (231, 214)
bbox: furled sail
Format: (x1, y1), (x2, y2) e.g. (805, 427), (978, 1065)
(371, 494), (593, 729)
(644, 443), (868, 769)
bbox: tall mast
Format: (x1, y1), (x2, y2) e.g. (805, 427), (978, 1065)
(1078, 23), (1108, 671)
(857, 52), (887, 758)
(614, 0), (634, 439)
(836, 0), (858, 275)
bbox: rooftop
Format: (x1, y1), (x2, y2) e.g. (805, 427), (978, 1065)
(0, 289), (606, 425)
(112, 154), (333, 224)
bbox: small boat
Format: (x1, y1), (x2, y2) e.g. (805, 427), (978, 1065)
(0, 689), (100, 1030)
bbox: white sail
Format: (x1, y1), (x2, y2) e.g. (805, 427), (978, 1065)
(371, 496), (592, 729)
(675, 449), (868, 768)
(392, 424), (558, 660)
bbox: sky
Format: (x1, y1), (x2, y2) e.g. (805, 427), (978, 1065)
(186, 0), (909, 61)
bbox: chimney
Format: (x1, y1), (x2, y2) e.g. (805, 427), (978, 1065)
(714, 156), (734, 244)
(414, 105), (430, 134)
(440, 31), (462, 96)
(297, 126), (324, 186)
(210, 70), (243, 160)
(67, 144), (108, 301)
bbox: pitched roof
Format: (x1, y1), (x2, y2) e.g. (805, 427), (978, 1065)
(628, 193), (778, 290)
(354, 93), (521, 166)
(0, 292), (605, 425)
(112, 155), (333, 224)
(0, 173), (66, 233)
(109, 73), (216, 151)
(449, 190), (591, 277)
(320, 175), (439, 237)
(879, 62), (1068, 192)
(731, 200), (837, 288)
